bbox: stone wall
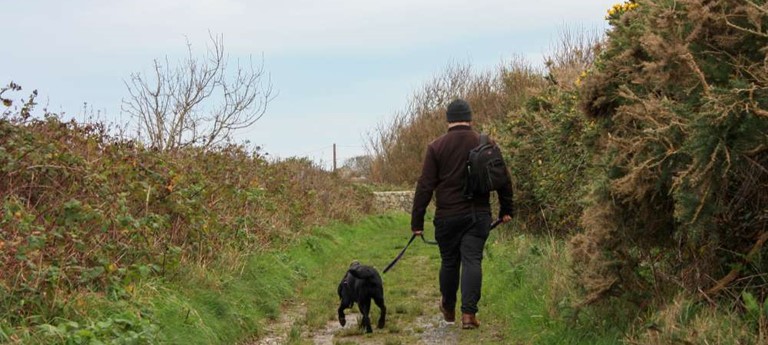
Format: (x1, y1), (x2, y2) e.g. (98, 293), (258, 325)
(372, 191), (414, 213)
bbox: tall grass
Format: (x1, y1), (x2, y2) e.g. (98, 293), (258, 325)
(483, 222), (627, 344)
(15, 219), (326, 344)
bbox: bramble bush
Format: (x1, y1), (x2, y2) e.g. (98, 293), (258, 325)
(0, 84), (371, 341)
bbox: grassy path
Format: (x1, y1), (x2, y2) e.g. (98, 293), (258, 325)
(238, 211), (629, 344)
(242, 213), (515, 345)
(115, 212), (621, 345)
(23, 210), (745, 343)
(21, 211), (724, 344)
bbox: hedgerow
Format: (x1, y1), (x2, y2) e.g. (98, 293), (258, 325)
(0, 84), (371, 341)
(573, 0), (768, 306)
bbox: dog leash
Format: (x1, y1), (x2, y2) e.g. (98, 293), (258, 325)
(383, 218), (503, 274)
(382, 234), (433, 273)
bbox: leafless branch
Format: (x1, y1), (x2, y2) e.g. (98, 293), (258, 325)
(122, 33), (273, 151)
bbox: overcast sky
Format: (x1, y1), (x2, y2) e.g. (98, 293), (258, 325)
(2, 0), (615, 168)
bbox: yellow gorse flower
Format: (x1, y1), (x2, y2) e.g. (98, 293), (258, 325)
(574, 70), (589, 86)
(607, 1), (638, 18)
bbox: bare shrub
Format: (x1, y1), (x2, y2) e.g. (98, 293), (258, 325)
(122, 34), (274, 151)
(366, 60), (542, 186)
(544, 26), (603, 91)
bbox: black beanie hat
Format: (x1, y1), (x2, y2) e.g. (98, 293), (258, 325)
(446, 99), (472, 123)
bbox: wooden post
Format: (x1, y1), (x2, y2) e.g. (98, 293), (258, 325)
(333, 143), (337, 172)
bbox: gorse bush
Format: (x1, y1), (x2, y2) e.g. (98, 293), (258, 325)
(499, 86), (596, 235)
(573, 0), (768, 305)
(0, 85), (371, 338)
(498, 29), (601, 234)
(366, 1), (768, 340)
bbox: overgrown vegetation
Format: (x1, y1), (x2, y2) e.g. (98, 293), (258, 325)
(575, 0), (768, 301)
(367, 0), (768, 342)
(4, 0), (768, 343)
(0, 84), (370, 343)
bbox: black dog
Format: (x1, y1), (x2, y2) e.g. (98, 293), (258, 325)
(337, 261), (386, 333)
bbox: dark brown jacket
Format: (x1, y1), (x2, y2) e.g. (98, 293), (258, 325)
(411, 125), (513, 230)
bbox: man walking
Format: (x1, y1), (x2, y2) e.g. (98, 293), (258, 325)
(410, 98), (513, 329)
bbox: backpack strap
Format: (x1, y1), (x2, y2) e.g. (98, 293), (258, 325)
(479, 133), (490, 146)
(468, 133), (491, 223)
(463, 133), (489, 200)
(463, 161), (473, 200)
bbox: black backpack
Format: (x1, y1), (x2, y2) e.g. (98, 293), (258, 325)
(463, 134), (508, 199)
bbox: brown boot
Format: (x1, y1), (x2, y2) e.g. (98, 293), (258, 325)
(461, 313), (480, 329)
(440, 303), (455, 323)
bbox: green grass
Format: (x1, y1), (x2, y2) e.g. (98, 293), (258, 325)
(287, 213), (440, 344)
(483, 229), (627, 344)
(12, 212), (629, 344)
(288, 212), (628, 344)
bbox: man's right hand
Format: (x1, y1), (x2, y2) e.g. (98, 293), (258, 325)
(412, 228), (423, 236)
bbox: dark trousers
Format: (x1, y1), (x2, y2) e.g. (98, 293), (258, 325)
(433, 212), (491, 314)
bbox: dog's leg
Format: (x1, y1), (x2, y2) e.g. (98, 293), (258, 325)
(338, 304), (347, 327)
(358, 298), (373, 333)
(338, 280), (353, 327)
(373, 294), (386, 329)
(339, 296), (352, 327)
